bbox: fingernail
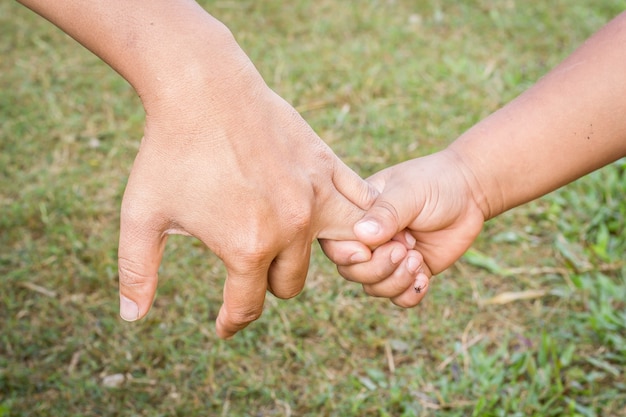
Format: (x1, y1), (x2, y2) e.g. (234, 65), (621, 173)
(120, 295), (139, 321)
(356, 220), (380, 236)
(390, 247), (404, 264)
(404, 231), (416, 248)
(414, 273), (429, 294)
(350, 251), (370, 263)
(407, 255), (420, 274)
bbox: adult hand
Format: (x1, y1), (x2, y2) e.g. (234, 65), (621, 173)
(17, 0), (377, 339)
(118, 64), (377, 339)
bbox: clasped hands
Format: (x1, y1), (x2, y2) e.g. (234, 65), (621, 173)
(14, 0), (485, 339)
(16, 0), (626, 340)
(117, 59), (485, 339)
(115, 18), (486, 339)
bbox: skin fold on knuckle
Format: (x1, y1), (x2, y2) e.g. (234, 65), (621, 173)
(225, 306), (263, 328)
(362, 284), (381, 298)
(372, 199), (401, 229)
(227, 247), (273, 277)
(337, 265), (364, 283)
(270, 282), (304, 300)
(371, 260), (396, 283)
(283, 205), (311, 237)
(391, 296), (420, 309)
(340, 263), (392, 285)
(117, 256), (154, 288)
(370, 273), (414, 298)
(359, 181), (380, 210)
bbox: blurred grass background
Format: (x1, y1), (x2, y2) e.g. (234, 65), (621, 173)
(1, 1), (625, 416)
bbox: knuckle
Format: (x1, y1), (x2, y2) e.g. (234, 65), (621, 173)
(392, 297), (416, 308)
(362, 183), (381, 209)
(367, 274), (413, 298)
(120, 197), (150, 226)
(371, 262), (394, 283)
(336, 265), (355, 282)
(120, 195), (166, 233)
(383, 281), (407, 297)
(374, 200), (401, 226)
(362, 284), (378, 297)
(228, 307), (263, 326)
(343, 263), (392, 285)
(337, 265), (366, 283)
(272, 283), (304, 300)
(228, 215), (310, 267)
(288, 209), (311, 233)
(231, 245), (273, 268)
(227, 232), (275, 260)
(273, 198), (312, 235)
(117, 257), (153, 288)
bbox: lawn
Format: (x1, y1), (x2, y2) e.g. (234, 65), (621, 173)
(1, 1), (625, 416)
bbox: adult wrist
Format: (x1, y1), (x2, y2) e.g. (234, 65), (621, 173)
(134, 23), (264, 121)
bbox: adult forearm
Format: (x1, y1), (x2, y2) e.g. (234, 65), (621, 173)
(449, 11), (626, 220)
(17, 0), (255, 113)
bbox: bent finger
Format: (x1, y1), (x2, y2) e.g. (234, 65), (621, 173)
(337, 241), (408, 284)
(361, 250), (425, 297)
(267, 238), (311, 299)
(216, 255), (271, 339)
(391, 270), (431, 308)
(318, 239), (372, 267)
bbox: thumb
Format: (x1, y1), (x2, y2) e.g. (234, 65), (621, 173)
(317, 158), (379, 240)
(353, 181), (413, 248)
(117, 199), (167, 322)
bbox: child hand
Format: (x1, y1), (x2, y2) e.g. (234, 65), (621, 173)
(320, 149), (487, 304)
(326, 236), (433, 307)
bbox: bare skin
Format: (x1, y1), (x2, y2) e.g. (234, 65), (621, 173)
(18, 0), (380, 339)
(321, 11), (626, 303)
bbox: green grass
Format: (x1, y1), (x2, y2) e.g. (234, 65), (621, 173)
(1, 1), (625, 416)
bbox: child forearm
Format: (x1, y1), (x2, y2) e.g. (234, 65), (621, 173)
(450, 11), (626, 220)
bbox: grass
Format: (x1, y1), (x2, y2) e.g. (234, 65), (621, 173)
(1, 0), (625, 416)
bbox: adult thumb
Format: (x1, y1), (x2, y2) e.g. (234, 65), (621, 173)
(117, 202), (167, 322)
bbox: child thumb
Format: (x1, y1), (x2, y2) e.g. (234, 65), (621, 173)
(353, 197), (404, 247)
